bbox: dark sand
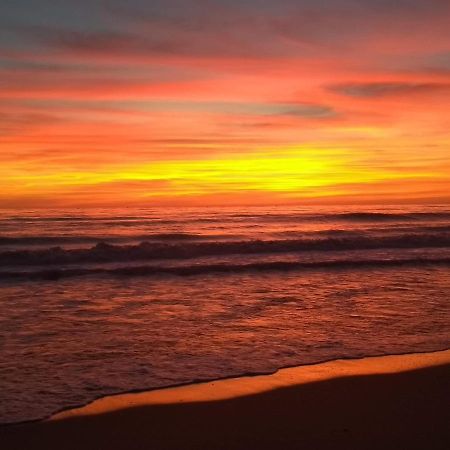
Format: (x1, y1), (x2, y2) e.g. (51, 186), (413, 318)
(1, 351), (449, 450)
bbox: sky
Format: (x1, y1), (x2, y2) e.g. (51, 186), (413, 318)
(1, 0), (449, 208)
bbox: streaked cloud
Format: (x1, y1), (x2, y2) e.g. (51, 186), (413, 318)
(0, 0), (449, 206)
(330, 82), (450, 98)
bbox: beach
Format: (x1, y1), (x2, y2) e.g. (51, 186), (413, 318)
(2, 0), (450, 447)
(2, 350), (449, 450)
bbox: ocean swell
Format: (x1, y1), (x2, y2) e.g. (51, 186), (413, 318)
(1, 233), (449, 267)
(0, 256), (449, 280)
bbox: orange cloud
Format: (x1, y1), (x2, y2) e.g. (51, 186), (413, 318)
(1, 0), (449, 207)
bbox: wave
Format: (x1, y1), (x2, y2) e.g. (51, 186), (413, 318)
(0, 233), (221, 246)
(226, 211), (450, 222)
(1, 256), (449, 280)
(1, 233), (449, 266)
(2, 211), (449, 225)
(371, 225), (450, 233)
(279, 225), (450, 237)
(324, 212), (450, 222)
(333, 212), (414, 221)
(199, 211), (450, 223)
(2, 225), (449, 247)
(0, 215), (143, 222)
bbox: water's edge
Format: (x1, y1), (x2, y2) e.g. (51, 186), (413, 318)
(2, 347), (448, 428)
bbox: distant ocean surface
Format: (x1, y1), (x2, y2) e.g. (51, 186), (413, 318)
(1, 205), (449, 423)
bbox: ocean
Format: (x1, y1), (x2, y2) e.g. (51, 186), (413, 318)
(1, 205), (449, 424)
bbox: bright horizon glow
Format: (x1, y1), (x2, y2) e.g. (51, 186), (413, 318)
(1, 1), (449, 208)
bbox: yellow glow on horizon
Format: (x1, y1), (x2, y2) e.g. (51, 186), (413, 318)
(1, 145), (442, 207)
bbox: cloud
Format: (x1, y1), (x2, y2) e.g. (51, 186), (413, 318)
(30, 28), (145, 54)
(10, 25), (179, 56)
(3, 0), (450, 61)
(329, 82), (450, 98)
(279, 103), (336, 119)
(0, 111), (63, 135)
(9, 17), (281, 59)
(1, 0), (449, 207)
(0, 58), (205, 100)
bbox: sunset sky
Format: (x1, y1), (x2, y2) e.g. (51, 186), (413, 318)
(1, 0), (449, 207)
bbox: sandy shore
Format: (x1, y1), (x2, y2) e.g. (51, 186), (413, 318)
(1, 350), (449, 449)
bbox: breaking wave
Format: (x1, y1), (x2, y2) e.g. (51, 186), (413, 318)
(0, 233), (221, 246)
(1, 233), (449, 267)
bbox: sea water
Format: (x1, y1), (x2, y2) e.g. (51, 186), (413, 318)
(1, 205), (449, 423)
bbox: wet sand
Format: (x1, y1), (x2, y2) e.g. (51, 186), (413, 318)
(1, 350), (449, 450)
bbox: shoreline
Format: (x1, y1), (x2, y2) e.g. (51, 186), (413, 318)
(1, 349), (449, 449)
(1, 347), (449, 426)
(50, 348), (450, 421)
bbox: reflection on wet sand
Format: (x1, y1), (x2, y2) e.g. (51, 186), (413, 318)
(2, 350), (448, 450)
(53, 349), (450, 419)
